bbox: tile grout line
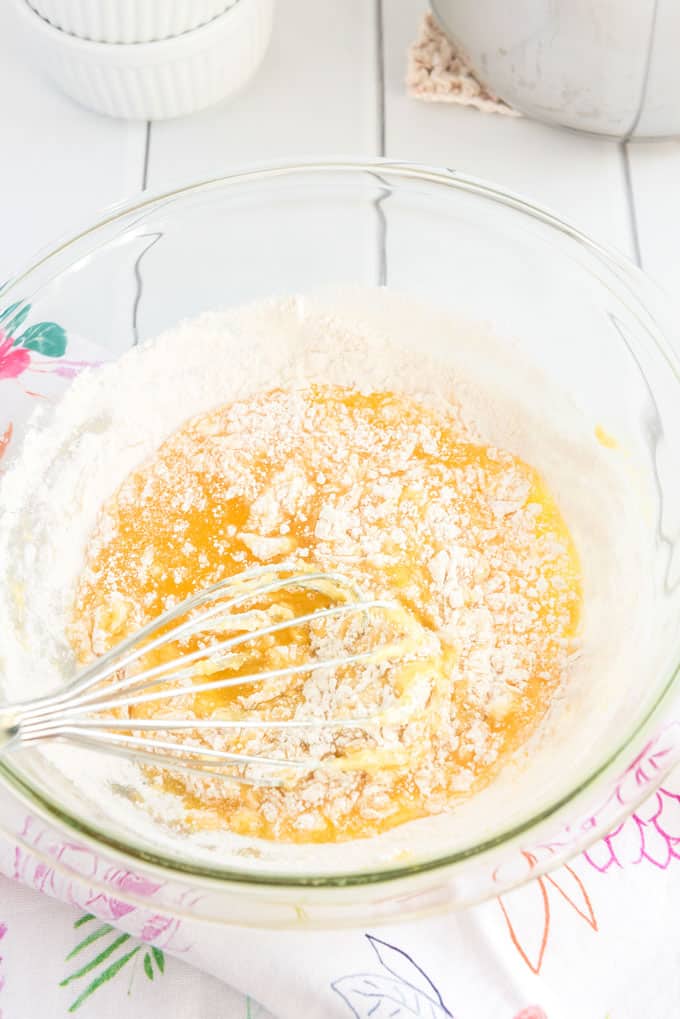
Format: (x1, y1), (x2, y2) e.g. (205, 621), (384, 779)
(620, 141), (642, 268)
(372, 0), (388, 287)
(141, 121), (152, 191)
(618, 0), (656, 269)
(375, 0), (385, 156)
(132, 121), (153, 345)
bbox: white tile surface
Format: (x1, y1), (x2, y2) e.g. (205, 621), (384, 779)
(1, 7), (680, 1019)
(0, 0), (678, 318)
(0, 2), (146, 282)
(626, 141), (680, 297)
(146, 0), (380, 190)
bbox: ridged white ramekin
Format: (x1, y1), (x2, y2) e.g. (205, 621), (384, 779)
(26, 0), (234, 44)
(12, 0), (274, 120)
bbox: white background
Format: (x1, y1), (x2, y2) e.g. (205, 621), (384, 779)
(1, 2), (679, 1017)
(3, 0), (680, 308)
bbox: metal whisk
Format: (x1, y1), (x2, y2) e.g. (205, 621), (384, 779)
(0, 566), (407, 786)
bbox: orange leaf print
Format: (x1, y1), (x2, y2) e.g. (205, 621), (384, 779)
(545, 862), (597, 930)
(498, 854), (597, 974)
(498, 876), (550, 975)
(0, 421), (12, 463)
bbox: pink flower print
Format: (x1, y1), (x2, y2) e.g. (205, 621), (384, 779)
(52, 358), (100, 379)
(140, 914), (180, 944)
(107, 898), (135, 920)
(604, 723), (680, 812)
(8, 817), (190, 954)
(0, 332), (29, 380)
(0, 306), (70, 386)
(106, 869), (162, 899)
(85, 893), (136, 920)
(53, 842), (100, 880)
(11, 840), (103, 912)
(86, 868), (164, 920)
(513, 1009), (548, 1019)
(585, 786), (680, 872)
(0, 920), (7, 996)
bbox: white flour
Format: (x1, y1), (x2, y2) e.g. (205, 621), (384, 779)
(0, 288), (651, 875)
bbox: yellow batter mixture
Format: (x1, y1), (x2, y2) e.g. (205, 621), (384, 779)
(69, 385), (581, 843)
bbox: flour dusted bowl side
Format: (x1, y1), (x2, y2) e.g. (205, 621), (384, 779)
(1, 162), (680, 925)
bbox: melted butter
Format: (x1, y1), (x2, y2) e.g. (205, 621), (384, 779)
(595, 424), (618, 449)
(69, 385), (582, 844)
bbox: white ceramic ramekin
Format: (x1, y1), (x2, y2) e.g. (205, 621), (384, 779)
(12, 0), (274, 120)
(26, 0), (234, 43)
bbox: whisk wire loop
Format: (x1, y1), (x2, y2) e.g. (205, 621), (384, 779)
(1, 567), (411, 785)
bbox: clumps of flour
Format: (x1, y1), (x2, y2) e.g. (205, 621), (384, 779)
(0, 288), (649, 874)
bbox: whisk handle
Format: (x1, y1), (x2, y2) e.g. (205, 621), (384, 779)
(0, 707), (22, 754)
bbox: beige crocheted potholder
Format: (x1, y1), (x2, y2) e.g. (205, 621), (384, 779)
(407, 12), (519, 117)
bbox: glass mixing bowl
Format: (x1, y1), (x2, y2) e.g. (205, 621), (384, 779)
(1, 160), (680, 929)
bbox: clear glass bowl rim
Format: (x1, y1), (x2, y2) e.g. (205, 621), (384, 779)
(2, 157), (680, 890)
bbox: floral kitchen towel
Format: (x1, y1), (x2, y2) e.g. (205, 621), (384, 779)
(0, 300), (677, 1019)
(0, 874), (272, 1018)
(0, 761), (677, 1019)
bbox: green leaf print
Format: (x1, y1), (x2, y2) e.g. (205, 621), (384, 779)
(1, 301), (30, 338)
(143, 946), (166, 980)
(245, 996), (267, 1019)
(0, 300), (20, 322)
(66, 923), (114, 960)
(18, 321), (67, 357)
(63, 914), (167, 1012)
(73, 914), (95, 928)
(61, 933), (132, 986)
(67, 947), (142, 1013)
